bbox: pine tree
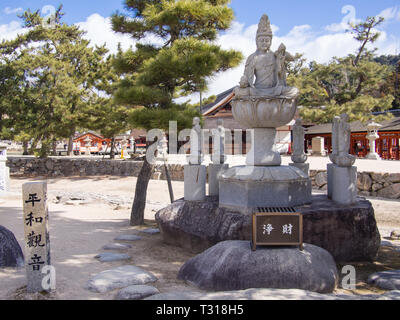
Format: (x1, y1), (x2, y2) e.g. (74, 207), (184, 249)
(0, 6), (109, 157)
(111, 0), (243, 225)
(288, 16), (394, 124)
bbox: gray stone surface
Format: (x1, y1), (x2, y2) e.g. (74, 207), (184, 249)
(139, 228), (160, 235)
(289, 163), (309, 176)
(0, 225), (24, 268)
(22, 182), (51, 293)
(178, 241), (338, 293)
(146, 288), (400, 300)
(368, 270), (400, 290)
(219, 166), (312, 212)
(115, 285), (160, 300)
(95, 253), (131, 262)
(102, 243), (132, 250)
(208, 164), (228, 196)
(86, 265), (158, 293)
(184, 165), (206, 201)
(114, 235), (142, 242)
(331, 165), (357, 205)
(156, 195), (380, 262)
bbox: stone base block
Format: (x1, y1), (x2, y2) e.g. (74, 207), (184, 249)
(365, 153), (381, 160)
(208, 164), (229, 196)
(156, 195), (380, 262)
(218, 166), (311, 213)
(331, 165), (357, 205)
(184, 165), (206, 201)
(289, 163), (309, 176)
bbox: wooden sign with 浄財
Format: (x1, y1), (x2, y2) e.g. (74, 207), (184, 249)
(251, 208), (303, 251)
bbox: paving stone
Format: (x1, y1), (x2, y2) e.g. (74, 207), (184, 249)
(139, 228), (160, 235)
(114, 235), (142, 241)
(102, 243), (132, 250)
(368, 270), (400, 290)
(95, 253), (131, 262)
(86, 265), (158, 293)
(115, 285), (160, 300)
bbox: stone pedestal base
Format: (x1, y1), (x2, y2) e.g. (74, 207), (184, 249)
(208, 164), (229, 196)
(155, 195), (380, 262)
(331, 165), (357, 205)
(184, 165), (206, 201)
(289, 163), (309, 176)
(365, 153), (381, 160)
(218, 166), (311, 213)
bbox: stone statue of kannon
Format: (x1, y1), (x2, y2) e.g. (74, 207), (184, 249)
(234, 14), (299, 99)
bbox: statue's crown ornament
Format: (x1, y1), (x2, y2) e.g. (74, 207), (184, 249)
(257, 14), (273, 38)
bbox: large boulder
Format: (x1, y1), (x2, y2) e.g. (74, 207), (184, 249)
(155, 195), (380, 262)
(178, 241), (338, 293)
(0, 225), (24, 268)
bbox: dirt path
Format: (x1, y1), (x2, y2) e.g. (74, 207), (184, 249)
(0, 176), (399, 299)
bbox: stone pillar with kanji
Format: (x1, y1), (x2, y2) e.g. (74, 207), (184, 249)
(22, 182), (51, 293)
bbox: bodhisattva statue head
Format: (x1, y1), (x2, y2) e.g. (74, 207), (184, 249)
(234, 14), (299, 100)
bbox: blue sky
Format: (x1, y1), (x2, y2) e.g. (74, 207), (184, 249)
(1, 1), (400, 97)
(1, 0), (400, 35)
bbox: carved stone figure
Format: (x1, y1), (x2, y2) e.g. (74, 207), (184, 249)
(329, 114), (355, 167)
(291, 119), (307, 163)
(212, 119), (227, 164)
(189, 117), (203, 165)
(234, 14), (298, 99)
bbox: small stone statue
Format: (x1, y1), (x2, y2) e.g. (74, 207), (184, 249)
(234, 14), (298, 100)
(188, 117), (203, 165)
(212, 119), (227, 164)
(329, 114), (355, 167)
(291, 119), (307, 163)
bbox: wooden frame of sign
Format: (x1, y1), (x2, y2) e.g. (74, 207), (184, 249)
(251, 209), (303, 251)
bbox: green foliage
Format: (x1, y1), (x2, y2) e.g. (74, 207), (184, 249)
(0, 6), (119, 157)
(112, 0), (243, 128)
(290, 16), (394, 124)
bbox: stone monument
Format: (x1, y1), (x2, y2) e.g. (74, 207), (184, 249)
(219, 14), (311, 212)
(365, 120), (382, 160)
(156, 14), (380, 263)
(289, 119), (309, 176)
(0, 143), (10, 194)
(184, 117), (206, 201)
(84, 136), (92, 156)
(328, 114), (357, 205)
(311, 137), (326, 156)
(22, 182), (51, 293)
(208, 120), (229, 196)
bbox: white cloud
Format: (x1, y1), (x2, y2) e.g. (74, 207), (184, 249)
(76, 14), (135, 54)
(3, 7), (23, 15)
(0, 20), (26, 41)
(378, 7), (398, 21)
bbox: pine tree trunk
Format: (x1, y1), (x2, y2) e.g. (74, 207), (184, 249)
(67, 133), (75, 156)
(110, 138), (116, 159)
(130, 156), (155, 226)
(51, 139), (57, 156)
(22, 141), (29, 155)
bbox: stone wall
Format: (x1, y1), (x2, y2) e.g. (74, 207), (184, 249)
(6, 157), (400, 200)
(310, 170), (400, 200)
(6, 157), (185, 181)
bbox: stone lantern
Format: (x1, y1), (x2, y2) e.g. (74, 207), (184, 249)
(84, 136), (92, 156)
(365, 120), (382, 160)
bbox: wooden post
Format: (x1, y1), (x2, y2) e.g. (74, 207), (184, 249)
(22, 182), (51, 293)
